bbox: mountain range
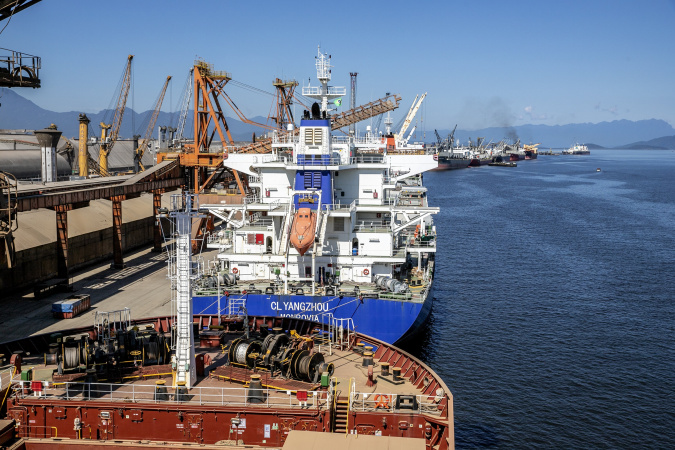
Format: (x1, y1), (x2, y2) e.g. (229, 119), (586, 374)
(434, 121), (675, 149)
(0, 88), (268, 142)
(2, 88), (674, 149)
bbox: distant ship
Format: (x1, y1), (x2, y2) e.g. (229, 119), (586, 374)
(433, 151), (472, 170)
(523, 143), (540, 159)
(563, 144), (590, 155)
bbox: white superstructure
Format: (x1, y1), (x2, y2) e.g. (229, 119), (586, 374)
(197, 49), (439, 342)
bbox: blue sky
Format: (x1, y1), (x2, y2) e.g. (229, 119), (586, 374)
(2, 0), (674, 132)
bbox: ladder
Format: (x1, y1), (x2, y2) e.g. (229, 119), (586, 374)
(175, 232), (191, 385)
(227, 296), (246, 316)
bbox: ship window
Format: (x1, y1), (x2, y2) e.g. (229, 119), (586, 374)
(340, 191), (345, 197)
(333, 217), (344, 232)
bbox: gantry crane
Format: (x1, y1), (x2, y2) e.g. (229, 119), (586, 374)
(99, 55), (133, 175)
(134, 76), (172, 173)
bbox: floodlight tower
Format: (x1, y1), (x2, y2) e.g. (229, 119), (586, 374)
(349, 72), (358, 135)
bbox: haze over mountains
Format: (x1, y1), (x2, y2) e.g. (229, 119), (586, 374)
(1, 88), (674, 149)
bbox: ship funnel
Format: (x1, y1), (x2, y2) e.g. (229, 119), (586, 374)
(311, 102), (321, 119)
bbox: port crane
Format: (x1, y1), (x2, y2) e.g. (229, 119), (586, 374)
(435, 124), (457, 151)
(134, 76), (172, 173)
(270, 78), (299, 131)
(99, 55), (133, 175)
(158, 59), (402, 194)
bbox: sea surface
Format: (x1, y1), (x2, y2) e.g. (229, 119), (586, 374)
(416, 150), (675, 448)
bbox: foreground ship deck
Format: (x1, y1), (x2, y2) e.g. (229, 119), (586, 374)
(0, 315), (453, 449)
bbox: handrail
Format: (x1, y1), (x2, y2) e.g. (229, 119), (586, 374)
(349, 390), (444, 416)
(12, 380), (327, 409)
(346, 377), (355, 435)
(0, 366), (16, 411)
(329, 376), (338, 431)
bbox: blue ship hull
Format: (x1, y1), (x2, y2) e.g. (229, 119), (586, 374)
(193, 287), (433, 345)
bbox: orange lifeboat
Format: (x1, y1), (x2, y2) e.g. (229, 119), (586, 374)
(289, 208), (317, 256)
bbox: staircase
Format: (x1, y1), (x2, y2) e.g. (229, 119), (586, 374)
(278, 205), (294, 254)
(316, 210), (329, 256)
(333, 397), (349, 433)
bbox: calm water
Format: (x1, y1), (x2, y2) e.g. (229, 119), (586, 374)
(417, 150), (675, 448)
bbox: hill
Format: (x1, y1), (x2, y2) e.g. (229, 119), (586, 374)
(614, 135), (675, 150)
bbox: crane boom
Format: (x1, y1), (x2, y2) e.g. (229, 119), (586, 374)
(135, 75), (172, 172)
(396, 94), (418, 139)
(397, 92), (426, 141)
(176, 68), (193, 140)
(449, 124), (457, 147)
(404, 125), (416, 144)
(99, 55), (133, 174)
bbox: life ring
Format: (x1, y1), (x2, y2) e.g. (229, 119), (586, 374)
(374, 394), (390, 409)
(363, 268), (370, 276)
(232, 268), (239, 274)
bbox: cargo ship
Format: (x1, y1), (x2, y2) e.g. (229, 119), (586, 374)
(194, 48), (439, 346)
(524, 143), (540, 160)
(468, 151), (492, 167)
(433, 151), (472, 170)
(0, 191), (453, 449)
(563, 143), (590, 155)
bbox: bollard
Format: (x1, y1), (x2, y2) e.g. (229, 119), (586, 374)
(155, 380), (168, 402)
(392, 367), (402, 382)
(362, 351), (373, 367)
(248, 374), (264, 404)
(175, 381), (188, 402)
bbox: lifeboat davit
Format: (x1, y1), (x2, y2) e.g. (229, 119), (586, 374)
(289, 207), (317, 256)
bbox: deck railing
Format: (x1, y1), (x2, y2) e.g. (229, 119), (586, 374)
(320, 203), (350, 211)
(349, 391), (444, 416)
(0, 48), (41, 88)
(13, 381), (327, 410)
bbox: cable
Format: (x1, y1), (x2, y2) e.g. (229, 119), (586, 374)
(229, 79), (274, 97)
(0, 0), (20, 36)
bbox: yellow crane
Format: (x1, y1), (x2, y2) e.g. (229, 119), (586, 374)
(134, 75), (172, 173)
(99, 55), (133, 175)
